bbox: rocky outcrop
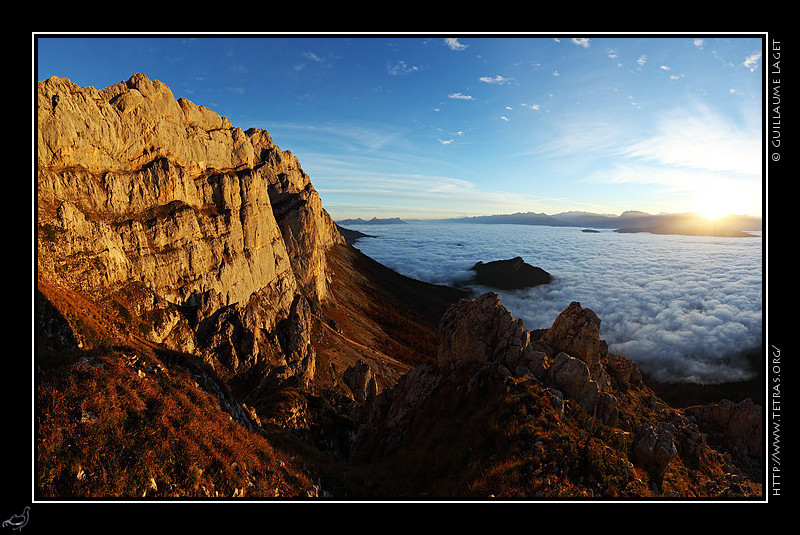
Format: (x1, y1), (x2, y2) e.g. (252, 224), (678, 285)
(37, 73), (343, 376)
(436, 293), (621, 426)
(632, 422), (678, 489)
(685, 398), (763, 458)
(283, 295), (317, 385)
(470, 257), (552, 290)
(343, 359), (378, 402)
(347, 292), (762, 497)
(539, 301), (609, 386)
(546, 352), (618, 426)
(437, 293), (528, 368)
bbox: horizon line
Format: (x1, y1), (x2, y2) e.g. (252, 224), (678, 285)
(332, 209), (765, 222)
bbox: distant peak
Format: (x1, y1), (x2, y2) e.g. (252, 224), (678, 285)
(619, 210), (652, 218)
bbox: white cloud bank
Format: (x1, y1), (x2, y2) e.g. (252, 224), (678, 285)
(352, 222), (763, 383)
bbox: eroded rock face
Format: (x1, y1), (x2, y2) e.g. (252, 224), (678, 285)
(685, 398), (763, 458)
(437, 293), (621, 425)
(343, 359), (378, 402)
(437, 292), (529, 370)
(37, 74), (343, 363)
(38, 73), (255, 173)
(284, 295), (316, 385)
(540, 301), (608, 384)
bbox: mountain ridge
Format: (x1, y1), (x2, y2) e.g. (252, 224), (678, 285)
(446, 210), (762, 237)
(336, 210), (762, 238)
(34, 74), (764, 502)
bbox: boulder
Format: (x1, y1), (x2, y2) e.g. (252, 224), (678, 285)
(547, 352), (593, 403)
(378, 364), (444, 429)
(633, 422), (678, 489)
(539, 301), (607, 384)
(607, 354), (644, 388)
(545, 352), (618, 425)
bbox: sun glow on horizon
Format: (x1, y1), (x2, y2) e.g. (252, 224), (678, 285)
(687, 188), (759, 221)
(698, 205), (729, 221)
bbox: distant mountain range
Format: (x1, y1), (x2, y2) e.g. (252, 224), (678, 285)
(336, 211), (762, 238)
(450, 210), (759, 228)
(447, 210), (763, 237)
(336, 217), (407, 226)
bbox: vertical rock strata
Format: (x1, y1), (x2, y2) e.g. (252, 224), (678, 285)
(37, 73), (343, 370)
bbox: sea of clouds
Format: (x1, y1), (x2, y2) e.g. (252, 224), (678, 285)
(349, 221), (763, 384)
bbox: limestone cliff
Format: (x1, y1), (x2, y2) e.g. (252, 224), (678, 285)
(33, 74), (764, 501)
(37, 73), (343, 375)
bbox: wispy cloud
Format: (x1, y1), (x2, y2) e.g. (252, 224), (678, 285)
(571, 38), (591, 48)
(320, 170), (583, 220)
(619, 104), (761, 176)
(743, 51), (761, 71)
(541, 102), (760, 178)
(302, 51), (325, 63)
(448, 92), (474, 100)
(533, 102), (762, 214)
(266, 121), (407, 154)
(388, 60), (420, 75)
(294, 50), (327, 71)
(607, 49), (622, 67)
(480, 75), (513, 85)
(444, 38), (468, 51)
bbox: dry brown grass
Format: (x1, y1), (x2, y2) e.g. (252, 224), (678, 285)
(36, 346), (315, 498)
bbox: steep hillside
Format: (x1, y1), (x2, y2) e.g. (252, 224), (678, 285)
(34, 74), (763, 501)
(35, 73), (466, 499)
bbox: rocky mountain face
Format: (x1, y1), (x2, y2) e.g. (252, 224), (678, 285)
(35, 74), (763, 500)
(38, 73), (343, 382)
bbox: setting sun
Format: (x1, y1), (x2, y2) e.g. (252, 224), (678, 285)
(688, 189), (753, 221)
(699, 205), (728, 221)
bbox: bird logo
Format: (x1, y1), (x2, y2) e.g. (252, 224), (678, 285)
(2, 506), (29, 532)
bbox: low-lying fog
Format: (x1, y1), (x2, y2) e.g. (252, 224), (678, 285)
(348, 221), (763, 384)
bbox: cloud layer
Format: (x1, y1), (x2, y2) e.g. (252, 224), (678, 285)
(353, 222), (763, 383)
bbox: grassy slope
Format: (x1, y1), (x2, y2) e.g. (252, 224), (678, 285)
(35, 279), (316, 499)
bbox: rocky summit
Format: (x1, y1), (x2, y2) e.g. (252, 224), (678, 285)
(470, 257), (552, 290)
(35, 74), (763, 500)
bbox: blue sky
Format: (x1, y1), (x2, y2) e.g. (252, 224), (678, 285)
(36, 34), (765, 220)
